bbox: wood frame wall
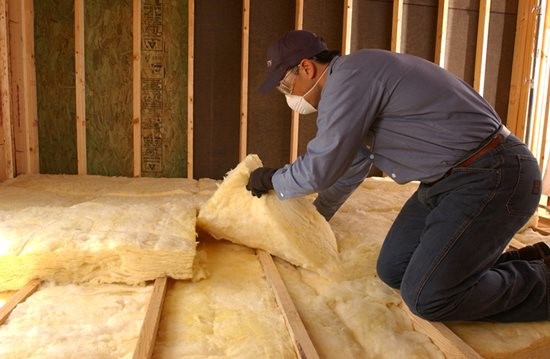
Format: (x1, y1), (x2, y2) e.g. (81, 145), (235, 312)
(507, 0), (542, 140)
(75, 0), (86, 175)
(0, 0), (13, 180)
(0, 0), (39, 181)
(0, 0), (544, 182)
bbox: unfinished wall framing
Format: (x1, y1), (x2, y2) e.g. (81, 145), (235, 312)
(0, 0), (544, 182)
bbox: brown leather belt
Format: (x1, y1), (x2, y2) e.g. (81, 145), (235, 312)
(454, 133), (506, 169)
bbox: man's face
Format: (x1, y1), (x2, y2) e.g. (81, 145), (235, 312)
(276, 60), (324, 106)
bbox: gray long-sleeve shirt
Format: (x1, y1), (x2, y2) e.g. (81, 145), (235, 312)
(271, 49), (503, 220)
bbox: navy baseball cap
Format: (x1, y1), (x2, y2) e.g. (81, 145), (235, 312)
(259, 30), (328, 93)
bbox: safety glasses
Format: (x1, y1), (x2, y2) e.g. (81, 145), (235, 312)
(276, 66), (299, 96)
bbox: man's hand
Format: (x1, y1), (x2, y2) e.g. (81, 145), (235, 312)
(246, 167), (277, 198)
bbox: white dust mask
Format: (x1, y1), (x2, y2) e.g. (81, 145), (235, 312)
(285, 94), (317, 114)
(285, 65), (328, 115)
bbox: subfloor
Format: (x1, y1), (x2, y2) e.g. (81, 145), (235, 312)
(1, 175), (550, 358)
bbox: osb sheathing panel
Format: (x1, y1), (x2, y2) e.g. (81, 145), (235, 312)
(34, 0), (77, 175)
(247, 1), (294, 169)
(402, 0), (438, 62)
(486, 0), (518, 124)
(193, 0), (242, 180)
(351, 0), (393, 51)
(298, 0), (345, 156)
(141, 1), (188, 178)
(85, 0), (133, 177)
(445, 0), (517, 123)
(446, 2), (478, 85)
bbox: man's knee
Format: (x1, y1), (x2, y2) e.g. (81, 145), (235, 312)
(376, 256), (402, 289)
(400, 281), (455, 321)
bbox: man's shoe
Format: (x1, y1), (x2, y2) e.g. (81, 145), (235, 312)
(517, 242), (550, 260)
(497, 241), (550, 264)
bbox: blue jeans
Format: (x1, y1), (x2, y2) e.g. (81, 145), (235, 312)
(376, 135), (546, 322)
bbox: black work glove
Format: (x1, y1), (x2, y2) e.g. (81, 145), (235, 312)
(246, 167), (277, 198)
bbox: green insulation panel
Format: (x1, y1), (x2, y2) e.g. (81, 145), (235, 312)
(85, 0), (133, 176)
(35, 1), (188, 177)
(35, 0), (77, 174)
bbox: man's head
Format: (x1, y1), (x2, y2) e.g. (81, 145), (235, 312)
(260, 30), (339, 114)
(259, 30), (328, 93)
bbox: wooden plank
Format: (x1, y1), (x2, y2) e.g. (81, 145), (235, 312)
(239, 0), (250, 161)
(507, 0), (538, 139)
(187, 0), (194, 178)
(509, 335), (550, 359)
(21, 0), (38, 174)
(474, 0), (491, 95)
(295, 0), (304, 30)
(257, 250), (320, 359)
(133, 0), (141, 177)
(8, 0), (25, 176)
(6, 0), (21, 176)
(74, 0), (87, 175)
(290, 0), (304, 163)
(290, 112), (300, 162)
(534, 214), (550, 236)
(0, 0), (14, 180)
(542, 0), (550, 168)
(133, 277), (168, 359)
(516, 0), (540, 141)
(391, 0), (404, 53)
(341, 0), (352, 55)
(529, 2), (549, 166)
(434, 0), (449, 67)
(0, 279), (40, 325)
(397, 299), (483, 359)
(507, 0), (528, 136)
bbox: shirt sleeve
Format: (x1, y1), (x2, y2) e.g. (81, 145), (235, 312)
(272, 66), (385, 200)
(313, 147), (373, 221)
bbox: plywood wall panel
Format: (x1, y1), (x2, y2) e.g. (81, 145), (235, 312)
(298, 0), (345, 156)
(351, 0), (393, 51)
(85, 0), (133, 176)
(446, 2), (477, 85)
(402, 0), (438, 61)
(485, 0), (518, 124)
(141, 0), (188, 178)
(247, 1), (294, 169)
(34, 0), (77, 174)
(193, 0), (241, 179)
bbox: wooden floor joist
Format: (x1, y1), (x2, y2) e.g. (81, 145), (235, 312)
(397, 300), (483, 359)
(257, 249), (320, 359)
(0, 279), (41, 325)
(133, 277), (169, 359)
